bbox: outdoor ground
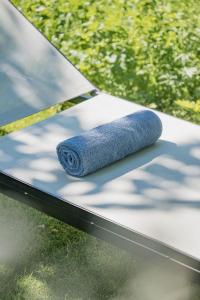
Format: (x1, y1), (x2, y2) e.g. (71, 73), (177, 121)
(0, 0), (200, 299)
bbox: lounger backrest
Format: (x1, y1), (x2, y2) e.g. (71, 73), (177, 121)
(0, 0), (95, 126)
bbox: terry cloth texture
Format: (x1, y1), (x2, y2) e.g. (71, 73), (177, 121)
(56, 110), (162, 177)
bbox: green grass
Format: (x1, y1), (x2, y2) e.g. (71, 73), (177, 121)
(12, 0), (200, 124)
(0, 0), (200, 299)
(1, 194), (200, 300)
(0, 194), (136, 300)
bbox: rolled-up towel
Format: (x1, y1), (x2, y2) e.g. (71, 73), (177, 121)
(56, 110), (162, 177)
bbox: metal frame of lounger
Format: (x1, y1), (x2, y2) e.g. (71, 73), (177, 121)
(1, 168), (200, 276)
(0, 0), (200, 280)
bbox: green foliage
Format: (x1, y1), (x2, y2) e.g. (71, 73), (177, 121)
(0, 99), (78, 136)
(0, 194), (136, 300)
(1, 2), (200, 299)
(12, 0), (200, 123)
(175, 99), (200, 123)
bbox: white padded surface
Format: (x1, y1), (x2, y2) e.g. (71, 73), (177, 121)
(0, 0), (94, 126)
(0, 93), (200, 261)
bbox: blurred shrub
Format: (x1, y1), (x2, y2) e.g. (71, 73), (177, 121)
(13, 0), (200, 123)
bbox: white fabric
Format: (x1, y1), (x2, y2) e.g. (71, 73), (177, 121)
(0, 0), (94, 126)
(0, 93), (200, 261)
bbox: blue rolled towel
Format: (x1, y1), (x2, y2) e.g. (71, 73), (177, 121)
(56, 110), (162, 177)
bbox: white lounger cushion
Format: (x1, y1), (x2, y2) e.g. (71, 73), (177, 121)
(0, 93), (200, 261)
(0, 0), (94, 126)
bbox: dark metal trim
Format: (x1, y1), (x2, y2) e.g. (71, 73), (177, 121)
(0, 171), (200, 278)
(0, 1), (198, 283)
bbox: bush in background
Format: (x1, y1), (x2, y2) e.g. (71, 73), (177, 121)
(13, 0), (200, 123)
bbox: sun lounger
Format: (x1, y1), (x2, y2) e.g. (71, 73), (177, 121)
(0, 0), (199, 276)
